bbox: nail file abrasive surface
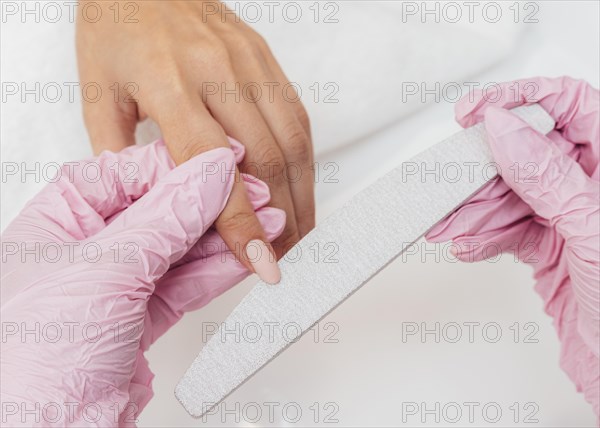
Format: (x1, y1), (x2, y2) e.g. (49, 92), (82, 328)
(176, 105), (555, 417)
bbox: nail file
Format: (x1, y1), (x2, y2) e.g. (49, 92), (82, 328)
(176, 105), (555, 417)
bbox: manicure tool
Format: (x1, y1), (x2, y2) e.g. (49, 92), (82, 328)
(176, 104), (555, 417)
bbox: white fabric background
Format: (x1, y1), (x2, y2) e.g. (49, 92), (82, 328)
(1, 1), (599, 426)
(1, 1), (523, 229)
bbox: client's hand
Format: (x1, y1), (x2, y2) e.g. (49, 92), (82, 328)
(427, 76), (599, 415)
(0, 141), (285, 426)
(76, 0), (314, 280)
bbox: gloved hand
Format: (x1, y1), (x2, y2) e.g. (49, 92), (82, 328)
(426, 76), (599, 415)
(0, 140), (285, 426)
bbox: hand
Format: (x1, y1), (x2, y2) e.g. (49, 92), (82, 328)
(426, 77), (599, 415)
(0, 142), (285, 426)
(76, 0), (314, 283)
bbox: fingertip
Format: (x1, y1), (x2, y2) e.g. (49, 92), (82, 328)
(227, 136), (246, 164)
(241, 173), (271, 209)
(449, 244), (459, 257)
(424, 222), (450, 243)
(455, 90), (486, 127)
(256, 207), (286, 242)
(450, 239), (486, 263)
(245, 239), (281, 285)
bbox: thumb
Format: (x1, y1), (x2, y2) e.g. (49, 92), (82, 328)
(99, 147), (236, 283)
(485, 107), (599, 340)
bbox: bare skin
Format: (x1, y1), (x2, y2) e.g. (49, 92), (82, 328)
(76, 0), (315, 278)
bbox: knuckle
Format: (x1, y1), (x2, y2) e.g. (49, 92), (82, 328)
(179, 139), (208, 162)
(250, 32), (270, 52)
(232, 30), (269, 55)
(177, 133), (219, 161)
(281, 122), (311, 165)
(252, 34), (273, 59)
(171, 125), (225, 163)
(296, 205), (316, 229)
(295, 104), (311, 134)
(251, 141), (286, 181)
(192, 39), (230, 68)
(275, 227), (301, 253)
(229, 33), (256, 55)
(219, 210), (258, 234)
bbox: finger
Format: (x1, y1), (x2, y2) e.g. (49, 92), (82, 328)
(6, 141), (175, 243)
(154, 99), (280, 284)
(263, 51), (313, 144)
(485, 107), (599, 328)
(426, 178), (532, 243)
(206, 87), (300, 260)
(181, 207), (286, 264)
(172, 173), (276, 268)
(447, 219), (549, 264)
(167, 207), (285, 275)
(429, 77), (598, 261)
(260, 55), (316, 236)
(154, 99), (231, 164)
(100, 147), (236, 283)
(455, 77), (598, 151)
(485, 108), (599, 237)
(216, 175), (281, 284)
(80, 78), (139, 155)
(257, 85), (315, 237)
(142, 206), (286, 349)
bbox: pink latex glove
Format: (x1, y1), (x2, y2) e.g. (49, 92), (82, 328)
(1, 140), (285, 427)
(427, 76), (599, 415)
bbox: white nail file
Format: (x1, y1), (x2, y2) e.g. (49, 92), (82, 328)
(176, 104), (555, 417)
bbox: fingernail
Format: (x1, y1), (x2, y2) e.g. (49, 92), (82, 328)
(245, 239), (281, 284)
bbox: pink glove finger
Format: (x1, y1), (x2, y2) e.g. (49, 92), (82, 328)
(485, 109), (599, 242)
(174, 207), (284, 268)
(455, 77), (598, 158)
(171, 173), (274, 268)
(228, 136), (246, 164)
(240, 173), (271, 210)
(141, 207), (286, 349)
(427, 98), (585, 247)
(1, 140), (176, 245)
(485, 107), (600, 353)
(61, 140), (175, 220)
(3, 137), (247, 248)
(97, 147), (236, 284)
(427, 178), (532, 242)
(101, 137), (247, 228)
(449, 220), (553, 265)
